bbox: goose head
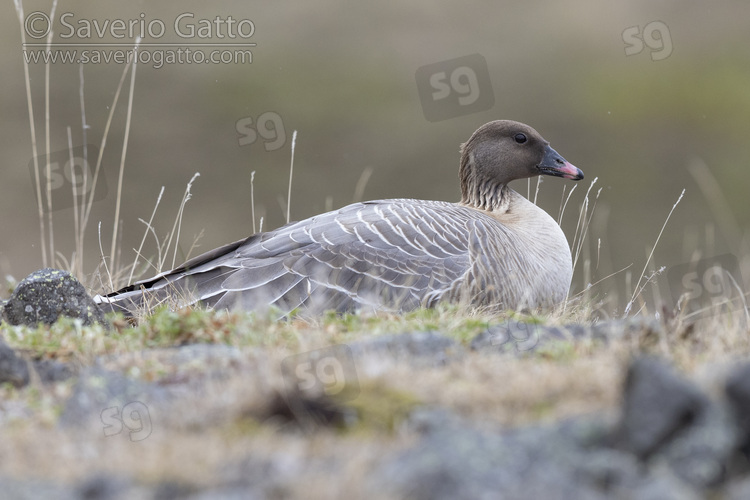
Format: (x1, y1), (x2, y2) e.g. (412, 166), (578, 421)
(459, 120), (583, 211)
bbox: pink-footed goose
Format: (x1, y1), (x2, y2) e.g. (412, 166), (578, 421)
(95, 120), (583, 316)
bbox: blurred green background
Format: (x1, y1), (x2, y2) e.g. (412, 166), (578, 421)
(2, 1), (749, 314)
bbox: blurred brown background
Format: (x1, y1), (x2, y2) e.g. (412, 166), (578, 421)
(2, 1), (749, 314)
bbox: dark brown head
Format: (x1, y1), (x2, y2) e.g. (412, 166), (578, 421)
(459, 120), (583, 210)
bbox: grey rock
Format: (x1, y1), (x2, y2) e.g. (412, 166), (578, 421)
(152, 480), (200, 500)
(470, 318), (662, 355)
(0, 476), (77, 500)
(2, 268), (106, 326)
(470, 320), (582, 354)
(617, 357), (708, 459)
(349, 331), (462, 367)
(0, 474), (214, 500)
(725, 362), (750, 448)
(622, 476), (700, 500)
(218, 454), (308, 499)
(97, 344), (244, 384)
(33, 358), (76, 383)
(78, 474), (132, 499)
(183, 488), (263, 500)
(373, 409), (699, 500)
(0, 337), (75, 388)
(59, 368), (160, 435)
(657, 401), (736, 488)
(152, 343), (243, 365)
(590, 317), (663, 342)
(0, 337), (30, 387)
(726, 476), (750, 500)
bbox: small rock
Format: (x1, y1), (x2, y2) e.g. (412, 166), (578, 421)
(0, 337), (75, 388)
(617, 357), (708, 459)
(218, 454), (306, 499)
(0, 337), (30, 387)
(2, 268), (106, 326)
(78, 474), (132, 500)
(725, 362), (750, 449)
(658, 401), (736, 488)
(34, 358), (76, 384)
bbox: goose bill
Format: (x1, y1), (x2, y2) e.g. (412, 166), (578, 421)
(537, 145), (584, 180)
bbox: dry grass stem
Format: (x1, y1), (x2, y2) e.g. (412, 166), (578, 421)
(250, 170), (257, 234)
(353, 167), (374, 203)
(109, 37), (141, 276)
(76, 62), (89, 275)
(169, 172), (200, 270)
(44, 0), (59, 266)
(286, 130), (298, 224)
(66, 127), (80, 275)
(625, 189), (685, 315)
(128, 186), (165, 286)
(13, 0), (47, 266)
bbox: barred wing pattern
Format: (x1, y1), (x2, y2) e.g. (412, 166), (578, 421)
(103, 199), (521, 315)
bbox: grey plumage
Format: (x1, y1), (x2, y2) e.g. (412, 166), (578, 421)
(95, 120), (584, 317)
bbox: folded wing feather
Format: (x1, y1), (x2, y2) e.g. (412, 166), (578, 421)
(102, 199), (493, 315)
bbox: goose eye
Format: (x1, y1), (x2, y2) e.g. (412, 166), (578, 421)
(514, 133), (527, 144)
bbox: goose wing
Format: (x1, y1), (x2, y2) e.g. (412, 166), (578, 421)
(102, 199), (488, 315)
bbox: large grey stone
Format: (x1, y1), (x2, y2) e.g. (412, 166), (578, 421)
(371, 409), (699, 500)
(617, 357), (708, 459)
(2, 268), (106, 326)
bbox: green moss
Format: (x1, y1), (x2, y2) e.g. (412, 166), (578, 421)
(315, 303), (530, 345)
(536, 340), (580, 362)
(0, 302), (587, 365)
(530, 399), (557, 420)
(344, 380), (421, 433)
